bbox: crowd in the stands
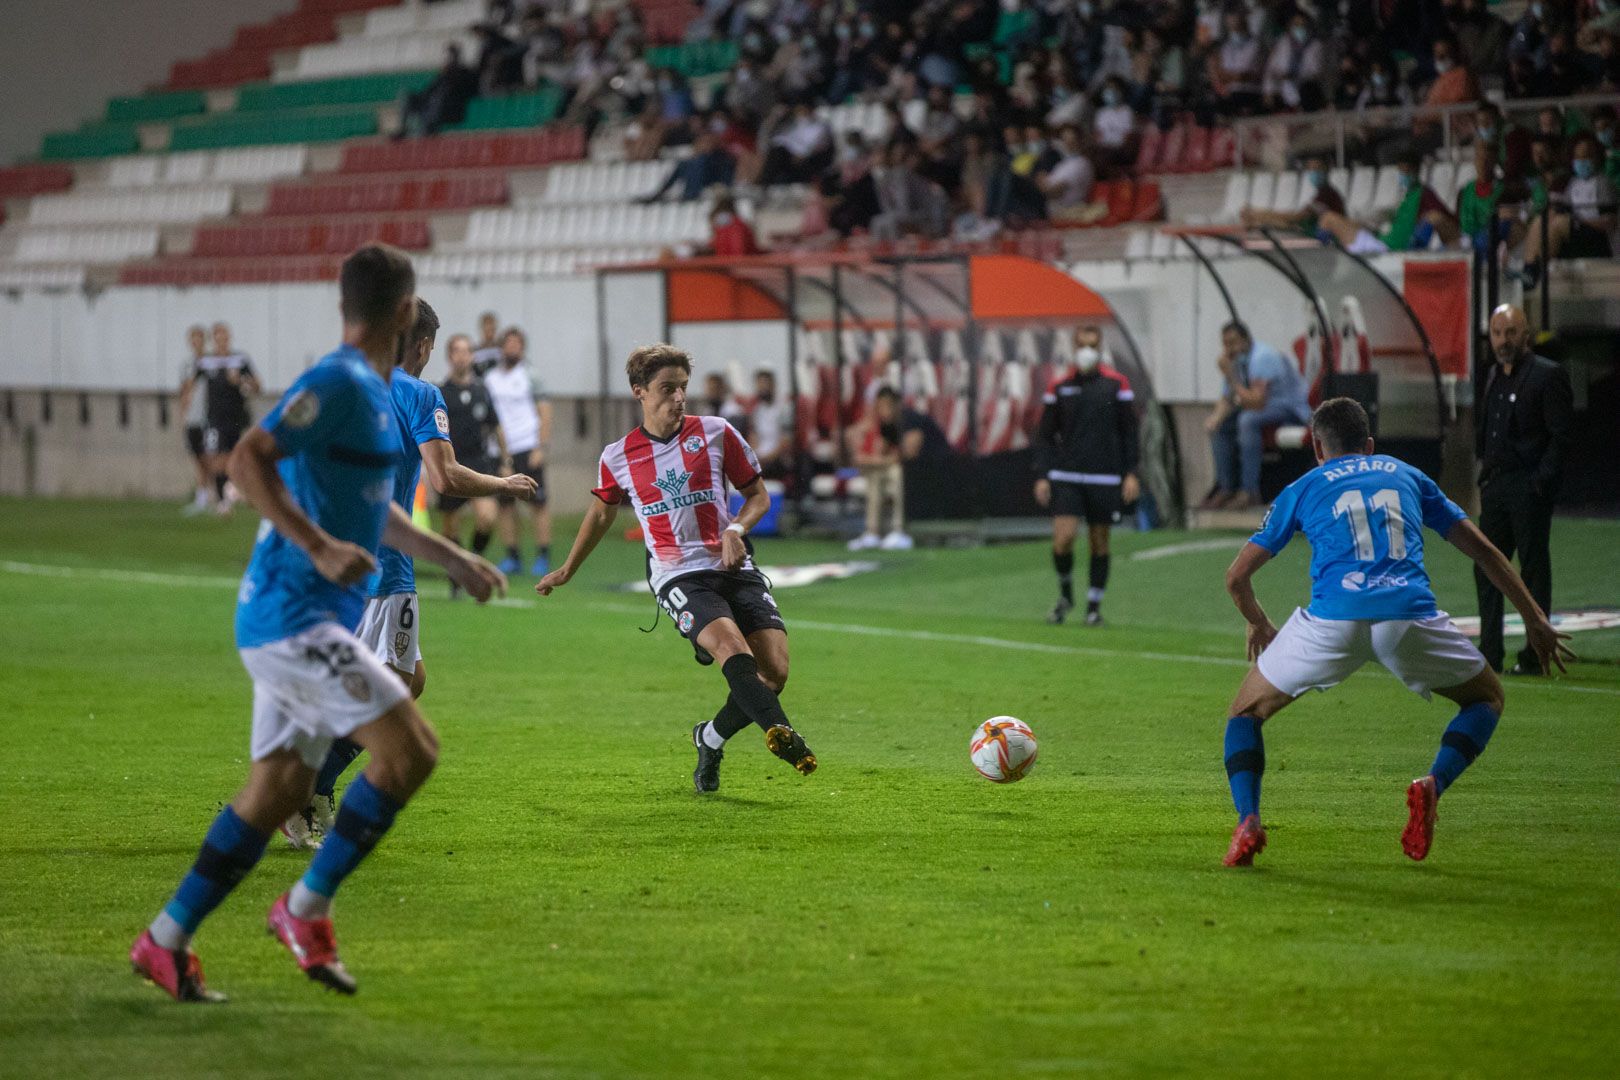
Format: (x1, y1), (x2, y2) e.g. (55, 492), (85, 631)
(399, 0), (1620, 252)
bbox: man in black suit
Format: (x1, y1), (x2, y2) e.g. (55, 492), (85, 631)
(1475, 303), (1573, 675)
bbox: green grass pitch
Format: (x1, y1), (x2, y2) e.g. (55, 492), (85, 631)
(1, 497), (1616, 1079)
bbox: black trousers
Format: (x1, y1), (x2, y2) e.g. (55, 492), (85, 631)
(1474, 472), (1554, 672)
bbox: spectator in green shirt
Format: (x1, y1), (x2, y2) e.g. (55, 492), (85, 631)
(1458, 140), (1502, 251)
(1525, 135), (1568, 216)
(1317, 152), (1459, 254)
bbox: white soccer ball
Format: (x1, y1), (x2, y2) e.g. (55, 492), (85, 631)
(970, 716), (1038, 783)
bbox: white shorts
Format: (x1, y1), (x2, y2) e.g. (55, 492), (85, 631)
(356, 592), (421, 675)
(1258, 608), (1488, 700)
(239, 623), (410, 768)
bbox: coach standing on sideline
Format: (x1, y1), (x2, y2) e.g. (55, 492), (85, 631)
(1475, 304), (1572, 676)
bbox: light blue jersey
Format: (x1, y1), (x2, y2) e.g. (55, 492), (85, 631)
(235, 346), (398, 648)
(367, 369), (449, 598)
(1250, 454), (1467, 621)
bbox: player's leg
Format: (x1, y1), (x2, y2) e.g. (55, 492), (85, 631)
(1508, 493), (1553, 675)
(529, 501), (552, 576)
(471, 496), (497, 560)
(1377, 615), (1499, 860)
(1080, 484), (1121, 625)
(133, 749), (313, 1001)
(1207, 411), (1240, 504)
(1472, 486), (1517, 672)
(880, 462), (911, 548)
(1221, 611), (1363, 866)
(1047, 507), (1081, 624)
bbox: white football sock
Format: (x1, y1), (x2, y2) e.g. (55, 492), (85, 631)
(149, 911), (191, 951)
(287, 880), (331, 919)
(700, 722), (727, 749)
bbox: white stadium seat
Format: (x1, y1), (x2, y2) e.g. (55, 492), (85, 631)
(1369, 165), (1404, 214)
(14, 227), (161, 264)
(283, 29), (475, 80)
(1343, 165), (1376, 219)
(28, 187), (233, 226)
(1216, 171), (1250, 223)
(1269, 171), (1300, 213)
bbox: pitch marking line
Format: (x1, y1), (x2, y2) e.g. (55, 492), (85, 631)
(4, 559), (1616, 698)
(1130, 539), (1242, 561)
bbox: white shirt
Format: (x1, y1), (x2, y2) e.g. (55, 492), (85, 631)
(484, 361), (546, 453)
(1046, 152), (1096, 208)
(748, 399), (790, 460)
(1092, 104), (1135, 149)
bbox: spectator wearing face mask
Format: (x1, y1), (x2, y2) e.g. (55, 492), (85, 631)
(639, 127), (737, 202)
(1451, 0), (1511, 75)
(1208, 7), (1265, 115)
(1039, 125), (1098, 221)
(1316, 152), (1459, 253)
(1590, 106), (1620, 186)
(758, 103), (834, 187)
(1090, 78), (1138, 175)
(1457, 139), (1522, 254)
(1262, 12), (1327, 112)
(1355, 58), (1412, 110)
(708, 195), (761, 256)
(1518, 135), (1619, 285)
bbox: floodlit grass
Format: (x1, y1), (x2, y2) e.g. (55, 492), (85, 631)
(1, 498), (1615, 1079)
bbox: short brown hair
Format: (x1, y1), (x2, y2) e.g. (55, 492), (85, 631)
(340, 244), (415, 326)
(1311, 396), (1371, 454)
(626, 343), (692, 388)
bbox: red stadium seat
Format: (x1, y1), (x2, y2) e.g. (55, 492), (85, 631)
(1207, 127), (1236, 168)
(1129, 180), (1163, 221)
(1133, 125), (1164, 175)
(0, 164), (73, 199)
(1176, 126), (1212, 173)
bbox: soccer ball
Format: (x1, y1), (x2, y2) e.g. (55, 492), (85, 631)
(969, 716), (1038, 783)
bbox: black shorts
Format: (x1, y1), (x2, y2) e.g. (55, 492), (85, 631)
(657, 569), (786, 643)
(203, 424), (243, 456)
(1051, 480), (1122, 526)
(185, 425), (206, 459)
(498, 456), (547, 506)
(439, 454), (496, 513)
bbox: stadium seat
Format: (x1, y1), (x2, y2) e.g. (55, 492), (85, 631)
(1177, 126), (1213, 173)
(169, 107), (378, 151)
(1207, 126), (1236, 168)
(1216, 172), (1251, 223)
(237, 71), (435, 112)
(1247, 172), (1275, 217)
(0, 165), (74, 199)
(1270, 171), (1301, 213)
(1343, 165), (1376, 218)
(28, 187), (233, 226)
(105, 90), (207, 124)
(1369, 165), (1403, 214)
(1130, 180), (1164, 221)
(1133, 125), (1164, 174)
(14, 227), (161, 264)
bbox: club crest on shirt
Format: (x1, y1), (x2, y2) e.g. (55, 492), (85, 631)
(341, 672), (372, 702)
(394, 631), (410, 657)
(683, 435), (704, 453)
(282, 390), (319, 429)
(434, 408), (450, 436)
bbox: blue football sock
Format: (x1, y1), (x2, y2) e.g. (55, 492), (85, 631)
(314, 738), (365, 799)
(161, 806), (269, 934)
(1224, 715), (1265, 820)
(300, 774), (403, 899)
(1428, 702), (1500, 796)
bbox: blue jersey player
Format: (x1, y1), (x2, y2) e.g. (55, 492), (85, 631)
(1218, 398), (1572, 867)
(285, 300), (535, 849)
(130, 246), (506, 1003)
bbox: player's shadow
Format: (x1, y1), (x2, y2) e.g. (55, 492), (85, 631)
(1255, 864), (1544, 907)
(689, 794), (774, 809)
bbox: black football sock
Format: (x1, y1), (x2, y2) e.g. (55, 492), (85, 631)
(471, 529), (492, 556)
(1053, 550), (1074, 603)
(213, 473), (228, 499)
(720, 654), (790, 732)
(1087, 553), (1110, 612)
(703, 696), (752, 747)
(506, 545), (522, 563)
(539, 545), (552, 562)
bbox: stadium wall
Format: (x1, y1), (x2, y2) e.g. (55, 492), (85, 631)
(0, 0), (297, 165)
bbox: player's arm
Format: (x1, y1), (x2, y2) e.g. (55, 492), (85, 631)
(238, 362), (261, 397)
(382, 504), (506, 602)
(1233, 377), (1269, 410)
(1444, 518), (1574, 673)
(721, 476), (770, 571)
(227, 427), (375, 587)
(1225, 541), (1278, 661)
(1032, 392), (1059, 507)
(535, 496), (618, 596)
(1116, 386), (1141, 503)
(419, 439), (535, 499)
(528, 380), (551, 468)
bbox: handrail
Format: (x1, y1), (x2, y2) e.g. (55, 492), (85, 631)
(1228, 91), (1620, 169)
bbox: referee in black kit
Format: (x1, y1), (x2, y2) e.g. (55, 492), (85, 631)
(1475, 304), (1573, 675)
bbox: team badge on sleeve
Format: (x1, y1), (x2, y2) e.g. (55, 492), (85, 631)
(282, 390), (320, 429)
(678, 611), (695, 633)
(434, 408), (450, 435)
(683, 435), (704, 453)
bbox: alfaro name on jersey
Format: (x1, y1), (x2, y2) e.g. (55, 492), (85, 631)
(593, 415), (761, 592)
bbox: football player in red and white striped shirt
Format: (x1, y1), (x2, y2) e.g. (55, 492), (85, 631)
(536, 344), (816, 793)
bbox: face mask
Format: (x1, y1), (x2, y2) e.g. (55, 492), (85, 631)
(1434, 57), (1454, 74)
(1371, 72), (1389, 89)
(1573, 159), (1597, 180)
(714, 211), (735, 226)
(859, 21), (875, 39)
(1075, 346), (1101, 372)
(1078, 1), (1095, 17)
(1530, 2), (1545, 19)
(1102, 88), (1122, 107)
(1599, 128), (1615, 148)
(1307, 169), (1326, 188)
(1291, 26), (1309, 44)
(836, 24), (851, 41)
(1477, 124), (1497, 142)
(1027, 140), (1046, 155)
(1399, 172), (1415, 191)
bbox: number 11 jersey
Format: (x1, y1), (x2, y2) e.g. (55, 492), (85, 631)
(1249, 454), (1467, 622)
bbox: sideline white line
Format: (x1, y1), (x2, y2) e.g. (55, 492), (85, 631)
(5, 559), (1616, 697)
(1130, 538), (1242, 562)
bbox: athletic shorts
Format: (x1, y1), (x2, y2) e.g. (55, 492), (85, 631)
(355, 592), (421, 675)
(439, 454), (496, 513)
(657, 569), (786, 643)
(185, 425), (206, 459)
(1258, 608), (1488, 700)
(239, 622), (409, 768)
(498, 454), (547, 506)
(203, 424), (244, 456)
(1347, 228), (1390, 256)
(1051, 480), (1122, 526)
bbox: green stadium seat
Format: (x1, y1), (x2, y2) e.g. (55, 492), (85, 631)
(235, 70), (436, 112)
(41, 126), (142, 160)
(106, 91), (208, 125)
(448, 88), (564, 132)
(644, 40), (738, 78)
(169, 107), (379, 151)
